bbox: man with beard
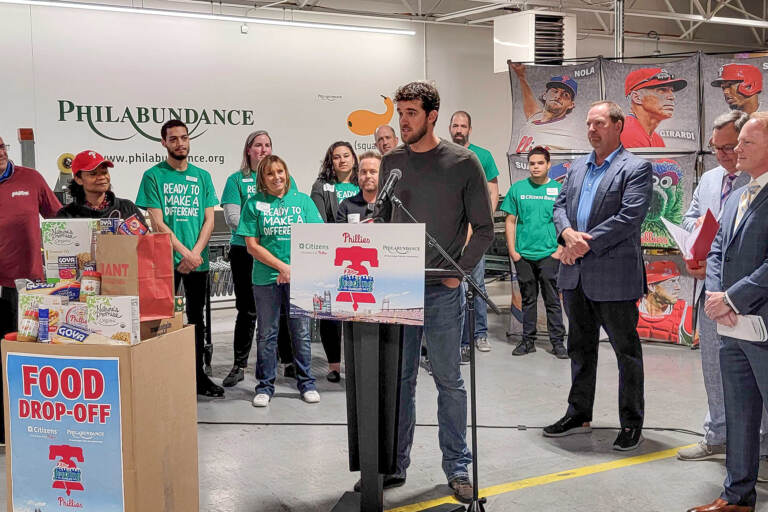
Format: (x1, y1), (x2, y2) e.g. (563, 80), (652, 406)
(374, 125), (399, 155)
(636, 260), (693, 345)
(711, 64), (762, 115)
(621, 67), (688, 149)
(449, 110), (499, 356)
(373, 81), (493, 504)
(510, 63), (581, 152)
(136, 119), (223, 398)
(336, 151), (380, 223)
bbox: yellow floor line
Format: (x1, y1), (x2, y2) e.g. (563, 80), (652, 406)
(385, 443), (697, 512)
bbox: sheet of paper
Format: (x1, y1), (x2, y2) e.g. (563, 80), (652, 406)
(718, 315), (768, 342)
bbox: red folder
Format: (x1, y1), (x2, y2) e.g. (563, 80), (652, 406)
(689, 209), (719, 262)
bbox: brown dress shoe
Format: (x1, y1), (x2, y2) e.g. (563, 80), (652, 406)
(686, 498), (754, 512)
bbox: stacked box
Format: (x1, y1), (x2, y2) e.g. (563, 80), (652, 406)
(86, 295), (140, 345)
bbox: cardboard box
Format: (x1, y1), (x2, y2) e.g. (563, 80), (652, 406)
(2, 326), (199, 512)
(87, 295), (140, 345)
(140, 312), (183, 341)
(41, 219), (98, 282)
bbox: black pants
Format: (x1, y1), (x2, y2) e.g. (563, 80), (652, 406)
(562, 281), (644, 428)
(320, 319), (341, 365)
(514, 256), (565, 345)
(229, 245), (293, 368)
(175, 271), (209, 384)
(0, 286), (17, 444)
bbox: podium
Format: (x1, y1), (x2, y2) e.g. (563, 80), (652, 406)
(289, 223), (426, 512)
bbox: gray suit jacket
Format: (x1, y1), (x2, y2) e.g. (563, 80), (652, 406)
(706, 182), (768, 339)
(682, 166), (750, 300)
(553, 147), (652, 302)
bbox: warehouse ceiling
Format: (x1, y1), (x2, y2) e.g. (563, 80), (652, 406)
(181, 0), (768, 50)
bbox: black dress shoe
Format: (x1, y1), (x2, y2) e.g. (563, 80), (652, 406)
(353, 474), (406, 492)
(197, 377), (225, 398)
(613, 427), (643, 451)
(327, 370), (341, 383)
(222, 366), (244, 387)
(543, 415), (591, 437)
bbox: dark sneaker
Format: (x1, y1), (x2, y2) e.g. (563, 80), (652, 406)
(460, 345), (471, 365)
(327, 370), (341, 383)
(353, 474), (406, 492)
(543, 415), (591, 437)
(512, 341), (536, 356)
(283, 363), (297, 379)
(448, 476), (474, 504)
(552, 344), (569, 359)
(613, 427), (643, 451)
(222, 365), (244, 387)
(197, 377), (225, 398)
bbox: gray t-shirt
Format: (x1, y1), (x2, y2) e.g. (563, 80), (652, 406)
(375, 139), (494, 275)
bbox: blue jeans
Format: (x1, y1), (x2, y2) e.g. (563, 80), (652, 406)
(252, 283), (316, 397)
(461, 258), (488, 347)
(396, 283), (472, 482)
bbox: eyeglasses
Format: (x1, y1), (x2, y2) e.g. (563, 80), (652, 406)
(0, 144), (9, 152)
(708, 143), (736, 154)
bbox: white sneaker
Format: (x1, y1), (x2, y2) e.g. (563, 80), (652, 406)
(676, 440), (725, 460)
(252, 393), (270, 407)
(475, 337), (491, 352)
(302, 390), (320, 403)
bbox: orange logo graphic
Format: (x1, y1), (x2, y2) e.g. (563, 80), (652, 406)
(346, 96), (394, 136)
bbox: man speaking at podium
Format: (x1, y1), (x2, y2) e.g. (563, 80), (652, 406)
(373, 81), (494, 503)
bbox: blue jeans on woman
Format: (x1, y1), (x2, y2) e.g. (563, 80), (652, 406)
(396, 282), (472, 482)
(252, 283), (316, 397)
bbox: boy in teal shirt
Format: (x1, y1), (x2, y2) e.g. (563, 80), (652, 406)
(136, 119), (223, 397)
(501, 146), (567, 358)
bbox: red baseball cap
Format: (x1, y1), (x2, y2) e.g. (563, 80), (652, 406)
(711, 63), (763, 96)
(645, 260), (680, 284)
(71, 150), (114, 175)
(625, 68), (688, 96)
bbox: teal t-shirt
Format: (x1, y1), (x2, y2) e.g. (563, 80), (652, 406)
(220, 170), (299, 246)
(468, 143), (500, 182)
(236, 189), (323, 285)
(335, 182), (360, 204)
(500, 178), (561, 260)
(135, 161), (219, 271)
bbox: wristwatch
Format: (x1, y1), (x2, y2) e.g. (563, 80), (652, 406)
(722, 294), (730, 307)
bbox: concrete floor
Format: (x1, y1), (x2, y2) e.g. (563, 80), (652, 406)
(4, 279), (768, 511)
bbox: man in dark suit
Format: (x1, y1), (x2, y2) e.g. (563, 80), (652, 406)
(543, 101), (652, 451)
(689, 113), (768, 512)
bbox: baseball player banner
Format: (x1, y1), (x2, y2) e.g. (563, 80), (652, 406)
(506, 152), (589, 187)
(5, 353), (125, 511)
(508, 59), (601, 155)
(702, 54), (767, 141)
(640, 153), (696, 249)
(290, 223), (425, 326)
(603, 55), (700, 152)
(637, 253), (696, 346)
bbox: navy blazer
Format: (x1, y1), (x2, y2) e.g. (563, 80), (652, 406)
(553, 147), (652, 302)
(706, 182), (768, 337)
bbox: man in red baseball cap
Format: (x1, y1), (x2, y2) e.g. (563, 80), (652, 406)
(621, 68), (688, 149)
(636, 260), (694, 344)
(56, 150), (146, 227)
(711, 63), (763, 115)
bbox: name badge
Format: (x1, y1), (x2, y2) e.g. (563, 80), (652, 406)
(185, 175), (198, 183)
(347, 214), (361, 224)
(547, 188), (558, 195)
(323, 183), (335, 192)
(242, 178), (254, 183)
(256, 201), (271, 213)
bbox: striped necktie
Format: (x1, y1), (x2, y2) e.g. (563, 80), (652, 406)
(721, 173), (738, 209)
(734, 181), (762, 228)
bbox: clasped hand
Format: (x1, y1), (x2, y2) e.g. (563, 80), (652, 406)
(560, 228), (592, 265)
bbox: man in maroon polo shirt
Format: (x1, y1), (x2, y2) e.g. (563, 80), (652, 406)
(0, 135), (61, 444)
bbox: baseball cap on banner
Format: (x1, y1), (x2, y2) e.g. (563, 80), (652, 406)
(546, 76), (577, 98)
(711, 63), (763, 97)
(645, 260), (680, 284)
(625, 68), (688, 96)
(71, 150), (114, 175)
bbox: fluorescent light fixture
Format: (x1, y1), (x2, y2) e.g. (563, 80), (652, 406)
(0, 0), (417, 35)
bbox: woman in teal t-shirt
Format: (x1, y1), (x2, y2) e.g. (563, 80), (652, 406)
(310, 141), (359, 382)
(236, 155), (323, 407)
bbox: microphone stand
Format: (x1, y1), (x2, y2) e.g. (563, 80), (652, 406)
(390, 193), (499, 512)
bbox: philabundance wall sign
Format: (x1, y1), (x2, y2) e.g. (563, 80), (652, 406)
(6, 353), (125, 511)
(290, 223), (425, 326)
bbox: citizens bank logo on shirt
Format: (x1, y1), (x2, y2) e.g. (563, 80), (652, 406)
(57, 99), (255, 142)
(11, 190), (30, 198)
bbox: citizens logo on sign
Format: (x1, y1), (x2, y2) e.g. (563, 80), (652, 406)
(57, 100), (255, 142)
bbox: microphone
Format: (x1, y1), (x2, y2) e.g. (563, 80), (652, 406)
(374, 168), (402, 209)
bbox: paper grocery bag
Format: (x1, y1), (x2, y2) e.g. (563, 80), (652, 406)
(96, 233), (175, 321)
